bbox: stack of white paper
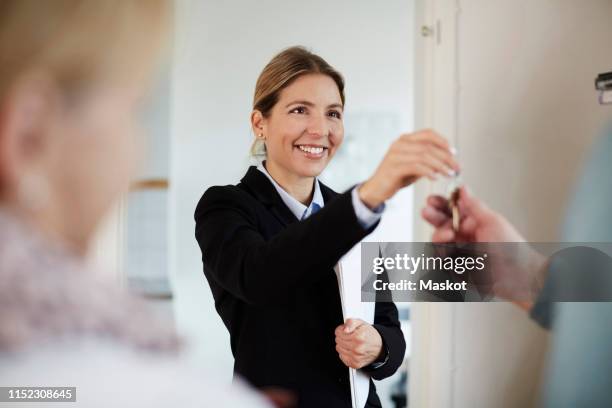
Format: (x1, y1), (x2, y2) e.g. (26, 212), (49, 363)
(334, 241), (375, 408)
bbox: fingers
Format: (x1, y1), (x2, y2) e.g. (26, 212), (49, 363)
(427, 145), (460, 174)
(461, 215), (478, 235)
(337, 329), (367, 345)
(342, 318), (364, 334)
(393, 145), (459, 179)
(431, 220), (455, 243)
(416, 152), (456, 179)
(335, 342), (352, 355)
(422, 206), (449, 228)
(336, 344), (364, 369)
(458, 186), (488, 220)
(335, 324), (367, 353)
(390, 155), (452, 183)
(335, 335), (356, 359)
(338, 353), (359, 369)
(422, 199), (451, 227)
(426, 190), (487, 242)
(427, 195), (450, 212)
(334, 319), (364, 340)
(399, 130), (460, 173)
(401, 129), (450, 151)
(427, 208), (478, 242)
(400, 143), (460, 176)
(338, 353), (349, 367)
(398, 161), (437, 182)
(335, 324), (377, 369)
(364, 129), (458, 204)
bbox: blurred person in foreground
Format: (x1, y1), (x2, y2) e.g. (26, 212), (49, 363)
(422, 123), (612, 407)
(0, 1), (269, 406)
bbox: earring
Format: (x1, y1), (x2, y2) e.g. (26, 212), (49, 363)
(259, 133), (266, 140)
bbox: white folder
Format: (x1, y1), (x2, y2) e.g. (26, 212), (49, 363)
(334, 241), (375, 408)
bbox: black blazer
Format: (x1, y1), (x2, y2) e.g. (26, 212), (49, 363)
(195, 166), (406, 408)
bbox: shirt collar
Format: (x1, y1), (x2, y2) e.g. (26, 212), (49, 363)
(256, 161), (324, 220)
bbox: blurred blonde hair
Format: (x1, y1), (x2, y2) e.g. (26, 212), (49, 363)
(0, 0), (171, 99)
(251, 46), (345, 158)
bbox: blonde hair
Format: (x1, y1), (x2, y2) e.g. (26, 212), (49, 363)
(250, 46), (345, 157)
(0, 0), (170, 100)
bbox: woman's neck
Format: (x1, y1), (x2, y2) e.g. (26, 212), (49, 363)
(264, 160), (315, 205)
(2, 201), (88, 257)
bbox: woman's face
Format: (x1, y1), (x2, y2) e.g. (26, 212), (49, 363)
(261, 74), (344, 178)
(49, 79), (147, 246)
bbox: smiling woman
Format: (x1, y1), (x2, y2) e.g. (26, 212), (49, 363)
(195, 45), (459, 408)
(252, 72), (344, 203)
(249, 47), (346, 205)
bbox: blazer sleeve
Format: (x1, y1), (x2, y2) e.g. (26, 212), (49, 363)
(364, 301), (406, 380)
(194, 185), (378, 306)
(362, 265), (406, 380)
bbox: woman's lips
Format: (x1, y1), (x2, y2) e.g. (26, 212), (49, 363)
(294, 144), (328, 160)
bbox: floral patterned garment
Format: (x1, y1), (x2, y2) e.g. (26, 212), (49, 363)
(0, 209), (180, 353)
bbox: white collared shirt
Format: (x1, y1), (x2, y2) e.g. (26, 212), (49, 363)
(256, 162), (383, 227)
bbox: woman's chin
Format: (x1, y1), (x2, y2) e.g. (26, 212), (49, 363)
(294, 162), (326, 178)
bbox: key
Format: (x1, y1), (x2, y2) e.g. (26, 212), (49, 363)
(446, 145), (462, 232)
(449, 187), (460, 232)
(446, 170), (462, 232)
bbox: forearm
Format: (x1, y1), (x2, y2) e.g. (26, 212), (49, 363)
(197, 189), (378, 305)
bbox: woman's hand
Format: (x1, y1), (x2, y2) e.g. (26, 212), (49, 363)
(358, 129), (460, 209)
(334, 318), (383, 369)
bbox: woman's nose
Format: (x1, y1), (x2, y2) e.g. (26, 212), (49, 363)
(306, 113), (329, 137)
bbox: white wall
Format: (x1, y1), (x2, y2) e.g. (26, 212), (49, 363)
(458, 0), (612, 241)
(411, 1), (612, 407)
(169, 0), (416, 397)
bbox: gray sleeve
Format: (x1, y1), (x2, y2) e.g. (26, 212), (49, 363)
(529, 268), (556, 330)
(562, 129), (612, 243)
(530, 130), (612, 330)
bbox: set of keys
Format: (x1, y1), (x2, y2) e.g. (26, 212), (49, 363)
(447, 171), (462, 233)
(449, 185), (460, 232)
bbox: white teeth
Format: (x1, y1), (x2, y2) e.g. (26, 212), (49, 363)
(298, 145), (324, 154)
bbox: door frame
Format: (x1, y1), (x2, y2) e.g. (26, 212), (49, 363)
(410, 0), (459, 407)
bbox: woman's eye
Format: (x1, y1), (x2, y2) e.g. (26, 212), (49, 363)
(328, 110), (342, 119)
(290, 106), (306, 114)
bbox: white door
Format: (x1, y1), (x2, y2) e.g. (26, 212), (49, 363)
(411, 0), (612, 407)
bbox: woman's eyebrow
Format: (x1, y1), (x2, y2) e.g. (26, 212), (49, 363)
(285, 100), (315, 108)
(285, 100), (344, 110)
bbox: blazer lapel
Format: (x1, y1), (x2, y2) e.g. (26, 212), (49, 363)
(239, 166), (343, 227)
(239, 166), (299, 227)
(319, 181), (339, 204)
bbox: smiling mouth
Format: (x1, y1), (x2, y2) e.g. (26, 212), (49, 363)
(295, 145), (328, 155)
(294, 144), (329, 159)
